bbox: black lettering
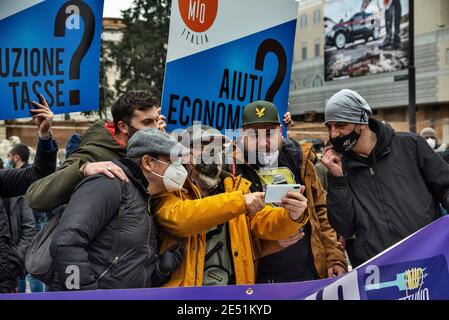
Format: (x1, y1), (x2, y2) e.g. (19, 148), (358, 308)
(32, 80), (42, 100)
(215, 102), (225, 130)
(168, 94), (179, 125)
(231, 70), (237, 100)
(258, 76), (263, 100)
(30, 48), (41, 76)
(8, 82), (19, 111)
(44, 80), (55, 107)
(179, 96), (191, 126)
(43, 48), (54, 76)
(0, 48), (10, 77)
(12, 48), (22, 77)
(227, 104), (241, 129)
(192, 98), (203, 121)
(56, 48), (64, 75)
(56, 79), (64, 107)
(21, 81), (31, 110)
(249, 74), (258, 102)
(219, 68), (230, 99)
(23, 48), (28, 76)
(237, 72), (248, 102)
(204, 100), (215, 126)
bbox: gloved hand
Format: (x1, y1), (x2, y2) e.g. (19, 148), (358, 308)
(157, 242), (185, 276)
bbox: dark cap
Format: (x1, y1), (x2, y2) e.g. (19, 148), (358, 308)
(242, 100), (281, 127)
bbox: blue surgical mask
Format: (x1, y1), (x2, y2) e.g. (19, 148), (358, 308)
(4, 159), (14, 170)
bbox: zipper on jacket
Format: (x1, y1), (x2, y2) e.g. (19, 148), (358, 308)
(146, 218), (153, 260)
(98, 256), (119, 280)
(369, 168), (375, 176)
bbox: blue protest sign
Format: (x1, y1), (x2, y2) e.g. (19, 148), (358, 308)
(0, 0), (104, 120)
(161, 0), (299, 134)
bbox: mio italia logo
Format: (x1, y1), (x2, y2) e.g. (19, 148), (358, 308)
(179, 0), (218, 45)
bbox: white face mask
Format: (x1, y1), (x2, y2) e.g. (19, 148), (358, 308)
(426, 137), (436, 149)
(259, 150), (280, 167)
(150, 158), (188, 192)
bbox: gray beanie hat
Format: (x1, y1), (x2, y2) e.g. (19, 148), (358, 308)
(325, 89), (372, 125)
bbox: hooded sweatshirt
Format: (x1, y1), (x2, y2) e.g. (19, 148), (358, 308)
(26, 120), (126, 212)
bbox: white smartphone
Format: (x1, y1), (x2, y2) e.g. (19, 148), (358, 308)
(264, 184), (302, 203)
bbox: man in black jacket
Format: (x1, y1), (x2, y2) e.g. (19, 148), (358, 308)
(321, 89), (449, 267)
(0, 94), (57, 293)
(50, 128), (186, 291)
(4, 143), (39, 293)
(4, 144), (36, 263)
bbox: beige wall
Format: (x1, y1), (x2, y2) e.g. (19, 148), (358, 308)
(442, 0), (449, 26)
(295, 0), (324, 62)
(415, 0), (448, 35)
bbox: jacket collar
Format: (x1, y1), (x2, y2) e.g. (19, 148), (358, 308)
(115, 158), (149, 195)
(343, 118), (394, 169)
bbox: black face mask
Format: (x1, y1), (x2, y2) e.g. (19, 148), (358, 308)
(194, 159), (221, 178)
(126, 123), (139, 139)
(329, 126), (360, 154)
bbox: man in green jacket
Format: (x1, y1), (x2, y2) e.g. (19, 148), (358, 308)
(26, 90), (167, 212)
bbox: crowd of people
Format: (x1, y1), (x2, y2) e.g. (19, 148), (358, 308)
(0, 88), (447, 293)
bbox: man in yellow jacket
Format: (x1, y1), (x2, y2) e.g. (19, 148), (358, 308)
(152, 125), (309, 287)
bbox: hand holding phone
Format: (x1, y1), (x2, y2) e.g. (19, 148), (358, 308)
(244, 192), (265, 216)
(275, 185), (308, 222)
(264, 184), (302, 203)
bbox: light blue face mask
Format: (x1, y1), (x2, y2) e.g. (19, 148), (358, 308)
(4, 159), (14, 170)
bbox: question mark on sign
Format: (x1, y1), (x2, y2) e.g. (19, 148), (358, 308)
(54, 0), (95, 106)
(255, 39), (287, 102)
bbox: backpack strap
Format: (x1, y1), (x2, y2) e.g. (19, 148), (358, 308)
(206, 224), (224, 242)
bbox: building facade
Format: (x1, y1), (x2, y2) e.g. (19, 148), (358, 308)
(289, 0), (449, 142)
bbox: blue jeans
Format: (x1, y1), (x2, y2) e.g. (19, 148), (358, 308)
(18, 274), (45, 293)
(33, 211), (49, 232)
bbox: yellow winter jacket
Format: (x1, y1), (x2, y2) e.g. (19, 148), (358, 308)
(152, 175), (309, 287)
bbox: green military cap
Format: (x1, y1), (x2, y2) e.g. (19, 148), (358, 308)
(242, 100), (280, 126)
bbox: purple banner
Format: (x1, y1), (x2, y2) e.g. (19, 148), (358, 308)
(2, 216), (449, 300)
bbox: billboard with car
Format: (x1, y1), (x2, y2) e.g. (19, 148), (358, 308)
(324, 0), (409, 81)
